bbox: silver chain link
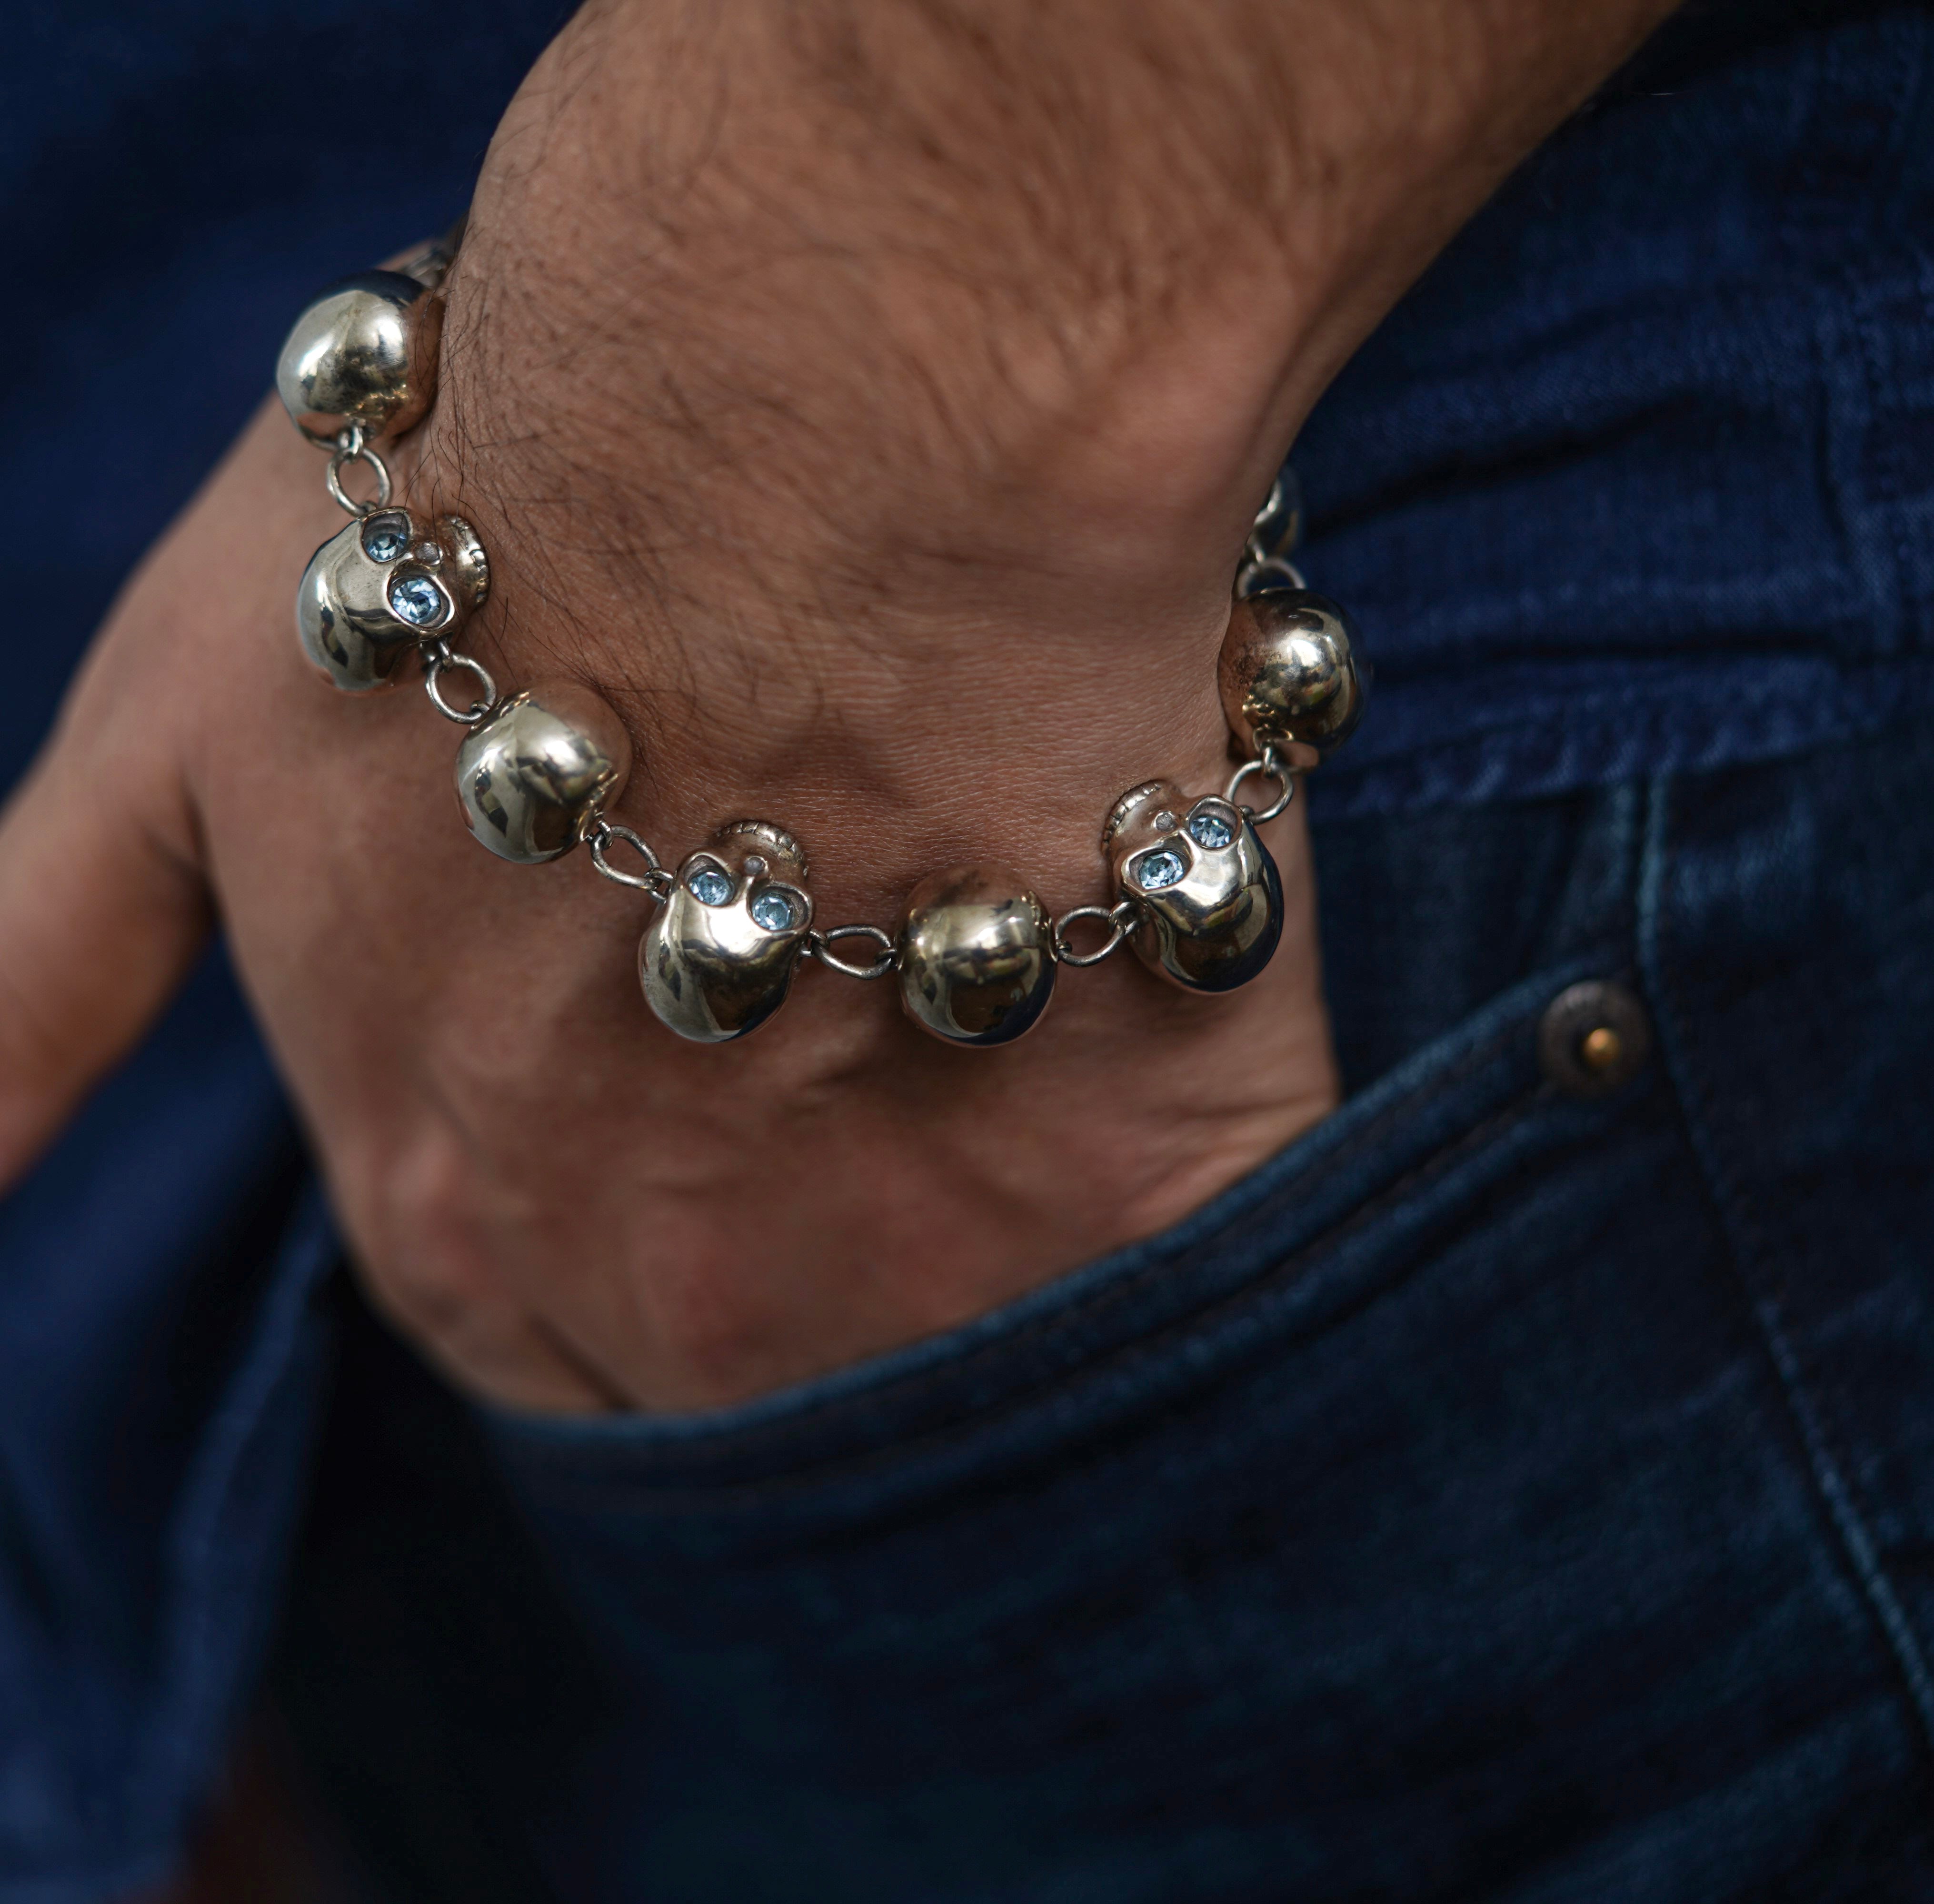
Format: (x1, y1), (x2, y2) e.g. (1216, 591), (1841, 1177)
(324, 424), (393, 517)
(1242, 472), (1287, 570)
(1234, 554), (1307, 599)
(806, 924), (899, 980)
(1051, 899), (1139, 967)
(1234, 469), (1306, 599)
(1225, 741), (1297, 825)
(420, 639), (497, 725)
(586, 819), (674, 899)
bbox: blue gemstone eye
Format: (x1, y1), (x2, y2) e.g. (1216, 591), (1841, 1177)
(387, 573), (446, 626)
(1135, 847), (1186, 891)
(688, 867), (732, 905)
(361, 514), (410, 563)
(750, 890), (798, 932)
(1187, 810), (1235, 850)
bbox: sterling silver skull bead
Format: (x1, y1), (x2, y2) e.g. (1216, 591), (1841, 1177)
(640, 824), (815, 1044)
(297, 506), (489, 693)
(276, 270), (445, 441)
(897, 867), (1057, 1047)
(1105, 781), (1282, 993)
(455, 681), (632, 863)
(1218, 589), (1365, 768)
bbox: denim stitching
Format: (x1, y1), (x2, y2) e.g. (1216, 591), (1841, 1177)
(517, 1076), (1610, 1511)
(500, 1006), (1555, 1477)
(1637, 768), (1934, 1759)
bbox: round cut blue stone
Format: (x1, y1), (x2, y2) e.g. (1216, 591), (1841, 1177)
(361, 515), (409, 563)
(1135, 847), (1186, 891)
(388, 573), (446, 626)
(750, 890), (798, 932)
(1188, 810), (1235, 850)
(688, 867), (733, 906)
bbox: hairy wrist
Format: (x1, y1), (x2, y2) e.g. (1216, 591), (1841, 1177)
(436, 0), (1679, 561)
(399, 0), (1679, 928)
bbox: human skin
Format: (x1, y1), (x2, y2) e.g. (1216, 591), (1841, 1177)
(0, 0), (1679, 1412)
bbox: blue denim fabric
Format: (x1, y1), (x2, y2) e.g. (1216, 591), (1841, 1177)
(0, 4), (563, 1894)
(3, 0), (1934, 1895)
(0, 972), (333, 1903)
(1297, 4), (1934, 815)
(265, 711), (1934, 1899)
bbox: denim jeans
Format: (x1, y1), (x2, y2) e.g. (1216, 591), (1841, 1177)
(262, 706), (1934, 1901)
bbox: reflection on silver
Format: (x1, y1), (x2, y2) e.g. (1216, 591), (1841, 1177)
(455, 682), (632, 862)
(1235, 467), (1305, 598)
(1106, 780), (1282, 993)
(897, 867), (1056, 1047)
(296, 506), (488, 692)
(1218, 589), (1364, 764)
(276, 270), (444, 441)
(640, 825), (814, 1044)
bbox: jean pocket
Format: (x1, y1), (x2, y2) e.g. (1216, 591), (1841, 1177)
(389, 927), (1921, 1904)
(482, 953), (1669, 1545)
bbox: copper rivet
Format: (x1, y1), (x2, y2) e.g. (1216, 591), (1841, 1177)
(1537, 979), (1653, 1099)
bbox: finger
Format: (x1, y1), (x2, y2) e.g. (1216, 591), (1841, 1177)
(0, 700), (211, 1191)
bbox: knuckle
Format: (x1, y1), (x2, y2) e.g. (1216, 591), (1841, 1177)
(347, 1129), (507, 1345)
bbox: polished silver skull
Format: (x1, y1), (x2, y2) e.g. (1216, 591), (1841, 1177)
(455, 682), (632, 863)
(276, 269), (444, 442)
(1105, 780), (1282, 993)
(640, 824), (815, 1044)
(896, 866), (1057, 1046)
(1218, 589), (1365, 767)
(296, 506), (489, 693)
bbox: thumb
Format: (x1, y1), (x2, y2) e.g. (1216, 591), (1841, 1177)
(0, 693), (211, 1192)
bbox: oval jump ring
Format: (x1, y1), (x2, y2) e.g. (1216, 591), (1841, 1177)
(1052, 903), (1131, 967)
(807, 924), (898, 980)
(326, 438), (393, 517)
(423, 648), (497, 725)
(588, 823), (671, 899)
(1225, 751), (1296, 825)
(1233, 555), (1307, 601)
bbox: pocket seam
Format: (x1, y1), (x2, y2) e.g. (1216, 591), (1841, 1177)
(495, 1021), (1641, 1507)
(500, 1012), (1534, 1469)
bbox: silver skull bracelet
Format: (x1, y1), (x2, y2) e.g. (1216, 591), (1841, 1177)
(276, 241), (1365, 1049)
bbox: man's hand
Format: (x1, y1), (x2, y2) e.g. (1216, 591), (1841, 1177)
(0, 0), (1678, 1413)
